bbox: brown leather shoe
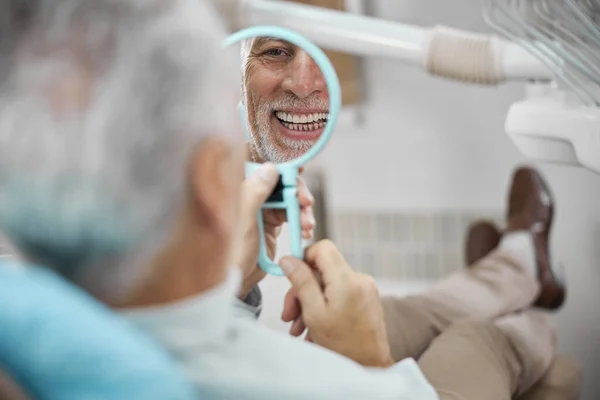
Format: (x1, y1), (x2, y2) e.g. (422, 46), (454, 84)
(506, 166), (566, 310)
(465, 220), (502, 266)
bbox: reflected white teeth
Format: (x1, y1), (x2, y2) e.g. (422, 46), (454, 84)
(280, 121), (325, 131)
(275, 111), (329, 123)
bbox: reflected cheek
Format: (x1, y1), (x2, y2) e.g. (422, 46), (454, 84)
(246, 68), (284, 99)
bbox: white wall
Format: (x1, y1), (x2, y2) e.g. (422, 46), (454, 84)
(321, 0), (525, 211)
(259, 1), (600, 398)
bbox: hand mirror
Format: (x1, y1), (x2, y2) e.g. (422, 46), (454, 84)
(223, 26), (342, 276)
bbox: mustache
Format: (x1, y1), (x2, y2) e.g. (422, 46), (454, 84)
(257, 94), (329, 114)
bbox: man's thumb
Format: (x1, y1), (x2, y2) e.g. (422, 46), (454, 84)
(280, 256), (326, 315)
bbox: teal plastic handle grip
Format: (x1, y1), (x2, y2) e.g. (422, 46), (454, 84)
(226, 26), (342, 275)
(246, 162), (302, 276)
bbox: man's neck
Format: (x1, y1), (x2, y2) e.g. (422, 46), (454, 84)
(115, 243), (228, 309)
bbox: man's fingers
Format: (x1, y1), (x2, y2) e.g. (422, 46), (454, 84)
(289, 316), (307, 337)
(304, 239), (347, 268)
(263, 180), (315, 230)
(281, 287), (301, 323)
(264, 207), (314, 233)
(297, 176), (314, 208)
(302, 229), (313, 240)
(280, 256), (326, 317)
(297, 176), (316, 235)
(301, 206), (315, 232)
(263, 209), (287, 227)
(241, 163), (279, 214)
(303, 240), (349, 286)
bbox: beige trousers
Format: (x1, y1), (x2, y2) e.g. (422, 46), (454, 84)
(381, 246), (555, 400)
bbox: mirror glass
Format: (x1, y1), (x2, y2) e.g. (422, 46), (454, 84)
(240, 36), (330, 164)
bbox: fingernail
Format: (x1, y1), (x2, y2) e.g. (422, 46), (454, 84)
(280, 259), (295, 274)
(308, 191), (315, 203)
(258, 164), (277, 182)
(307, 213), (316, 226)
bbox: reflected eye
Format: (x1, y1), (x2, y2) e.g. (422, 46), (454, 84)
(263, 48), (289, 58)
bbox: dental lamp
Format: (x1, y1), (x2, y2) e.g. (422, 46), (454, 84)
(221, 0), (600, 175)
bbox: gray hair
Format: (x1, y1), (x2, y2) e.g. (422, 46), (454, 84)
(240, 38), (253, 71)
(0, 0), (240, 301)
(240, 38), (254, 96)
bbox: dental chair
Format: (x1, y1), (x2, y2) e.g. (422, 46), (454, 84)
(0, 259), (195, 400)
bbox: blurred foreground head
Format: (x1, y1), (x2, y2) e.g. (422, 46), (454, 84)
(0, 0), (244, 304)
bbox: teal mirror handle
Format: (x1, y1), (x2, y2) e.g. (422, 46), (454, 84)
(246, 162), (302, 276)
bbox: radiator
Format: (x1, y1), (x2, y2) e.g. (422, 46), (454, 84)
(303, 168), (503, 281)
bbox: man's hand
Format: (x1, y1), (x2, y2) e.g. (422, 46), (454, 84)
(235, 165), (315, 299)
(279, 240), (394, 368)
(262, 173), (316, 254)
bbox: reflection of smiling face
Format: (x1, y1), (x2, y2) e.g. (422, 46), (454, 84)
(244, 38), (329, 163)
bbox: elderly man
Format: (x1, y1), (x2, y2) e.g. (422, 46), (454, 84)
(0, 1), (566, 399)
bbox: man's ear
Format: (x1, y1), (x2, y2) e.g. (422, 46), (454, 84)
(188, 137), (235, 236)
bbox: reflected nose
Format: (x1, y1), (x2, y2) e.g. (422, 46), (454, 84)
(281, 50), (326, 99)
